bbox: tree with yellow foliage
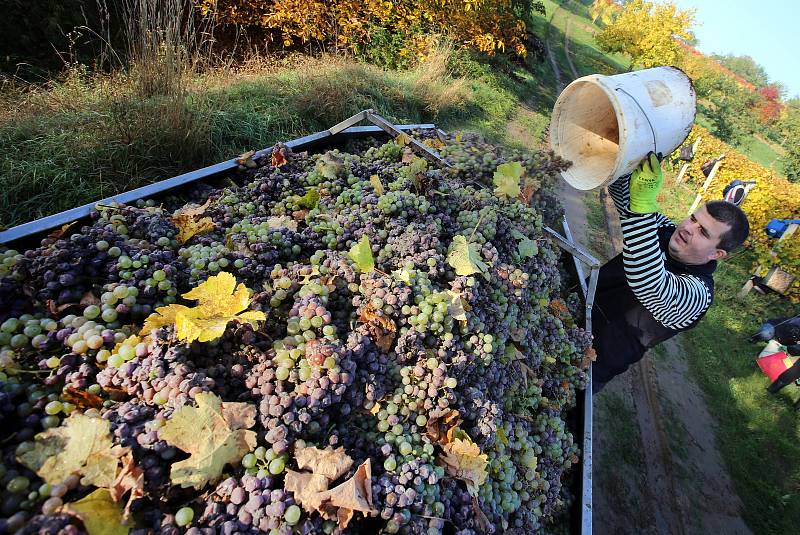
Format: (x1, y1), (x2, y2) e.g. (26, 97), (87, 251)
(196, 0), (531, 62)
(589, 0), (621, 27)
(595, 0), (696, 68)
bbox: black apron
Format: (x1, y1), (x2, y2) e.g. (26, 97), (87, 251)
(591, 226), (716, 390)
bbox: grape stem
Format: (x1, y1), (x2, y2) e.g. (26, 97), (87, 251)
(469, 210), (490, 241)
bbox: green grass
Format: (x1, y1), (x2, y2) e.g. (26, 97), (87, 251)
(655, 170), (800, 533)
(595, 391), (643, 468)
(581, 190), (612, 261)
(680, 250), (799, 535)
(737, 135), (786, 174)
(0, 52), (521, 228)
(550, 0), (629, 77)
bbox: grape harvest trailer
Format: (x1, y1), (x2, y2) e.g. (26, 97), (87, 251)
(0, 110), (599, 534)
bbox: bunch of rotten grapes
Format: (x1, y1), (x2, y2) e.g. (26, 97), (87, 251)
(0, 130), (592, 535)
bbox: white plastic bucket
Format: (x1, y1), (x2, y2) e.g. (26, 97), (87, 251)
(549, 66), (696, 190)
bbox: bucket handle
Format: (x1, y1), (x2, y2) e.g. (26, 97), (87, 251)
(615, 87), (659, 157)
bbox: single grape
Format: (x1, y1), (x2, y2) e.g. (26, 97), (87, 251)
(285, 504), (301, 525)
(175, 507), (194, 527)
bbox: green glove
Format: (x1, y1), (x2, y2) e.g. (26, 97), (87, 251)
(629, 152), (664, 213)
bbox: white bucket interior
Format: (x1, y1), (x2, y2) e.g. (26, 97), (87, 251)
(554, 81), (620, 190)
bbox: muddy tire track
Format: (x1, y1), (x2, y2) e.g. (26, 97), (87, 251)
(631, 359), (688, 535)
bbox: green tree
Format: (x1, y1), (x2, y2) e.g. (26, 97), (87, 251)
(778, 102), (800, 183)
(595, 0), (696, 68)
(711, 53), (770, 88)
(696, 71), (760, 146)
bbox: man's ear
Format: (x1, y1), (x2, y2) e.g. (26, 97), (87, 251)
(710, 249), (727, 261)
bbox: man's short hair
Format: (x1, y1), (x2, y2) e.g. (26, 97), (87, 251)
(706, 200), (750, 252)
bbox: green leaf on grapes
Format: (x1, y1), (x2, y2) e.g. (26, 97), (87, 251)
(392, 268), (413, 284)
(317, 153), (344, 179)
(159, 392), (257, 489)
(348, 235), (375, 273)
(510, 229), (527, 241)
(518, 238), (538, 259)
(446, 290), (468, 321)
(297, 188), (321, 209)
(504, 343), (524, 362)
(447, 235), (488, 277)
(18, 413), (129, 487)
(496, 426), (509, 446)
(62, 488), (130, 535)
(493, 161), (523, 199)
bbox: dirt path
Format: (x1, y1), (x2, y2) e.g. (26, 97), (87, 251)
(545, 5), (566, 91)
(564, 19), (580, 80)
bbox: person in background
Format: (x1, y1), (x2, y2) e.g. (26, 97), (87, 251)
(752, 315), (800, 393)
(591, 152), (750, 393)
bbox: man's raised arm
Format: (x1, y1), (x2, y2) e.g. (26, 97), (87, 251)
(614, 154), (712, 329)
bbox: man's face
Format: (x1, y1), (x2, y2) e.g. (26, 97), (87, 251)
(668, 204), (731, 265)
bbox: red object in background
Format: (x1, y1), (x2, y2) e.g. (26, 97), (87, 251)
(757, 351), (794, 382)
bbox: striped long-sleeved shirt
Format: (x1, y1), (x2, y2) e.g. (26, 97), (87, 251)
(607, 175), (713, 330)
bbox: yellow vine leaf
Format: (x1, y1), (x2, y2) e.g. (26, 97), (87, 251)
(17, 413), (129, 487)
(438, 431), (488, 496)
(369, 174), (385, 195)
(159, 392), (257, 489)
(172, 214), (215, 244)
(62, 488), (130, 535)
(140, 272), (266, 343)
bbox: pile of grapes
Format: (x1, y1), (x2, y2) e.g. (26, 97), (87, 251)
(0, 130), (592, 535)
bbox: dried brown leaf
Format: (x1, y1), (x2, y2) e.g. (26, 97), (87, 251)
(17, 414), (129, 487)
(358, 303), (396, 352)
(471, 495), (491, 533)
(581, 347), (597, 370)
(295, 445), (353, 481)
(426, 409), (462, 445)
(80, 291), (100, 306)
(271, 145), (288, 167)
(237, 150), (257, 168)
(110, 452), (144, 520)
(159, 392), (257, 489)
(47, 299), (74, 316)
(318, 459), (377, 529)
(61, 387), (104, 410)
(171, 214), (215, 244)
(61, 489), (130, 535)
(47, 221), (79, 241)
(266, 215), (298, 232)
(175, 198), (212, 218)
(284, 470), (330, 512)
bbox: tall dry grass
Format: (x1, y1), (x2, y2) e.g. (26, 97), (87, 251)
(1, 36), (512, 228)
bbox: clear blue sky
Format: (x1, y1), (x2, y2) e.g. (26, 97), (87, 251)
(667, 0), (800, 98)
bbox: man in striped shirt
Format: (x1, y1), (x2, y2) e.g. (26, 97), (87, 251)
(592, 153), (750, 393)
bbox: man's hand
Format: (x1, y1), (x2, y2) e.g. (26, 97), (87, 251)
(629, 152), (664, 214)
